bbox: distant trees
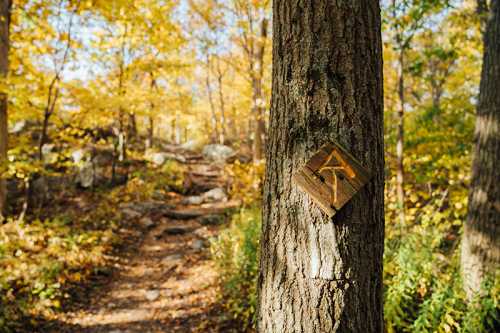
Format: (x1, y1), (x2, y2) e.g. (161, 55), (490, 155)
(257, 0), (384, 332)
(385, 0), (450, 226)
(188, 0), (271, 158)
(461, 0), (500, 300)
(0, 0), (12, 221)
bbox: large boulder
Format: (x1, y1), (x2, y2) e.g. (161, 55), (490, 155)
(202, 144), (235, 162)
(75, 160), (94, 188)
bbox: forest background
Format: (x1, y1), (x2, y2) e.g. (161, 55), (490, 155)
(0, 0), (498, 332)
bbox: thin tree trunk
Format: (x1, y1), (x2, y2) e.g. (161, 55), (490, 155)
(396, 50), (405, 226)
(146, 72), (157, 149)
(205, 54), (219, 143)
(175, 112), (181, 145)
(128, 112), (137, 139)
(171, 115), (176, 143)
(461, 0), (500, 301)
(146, 116), (154, 149)
(117, 24), (128, 162)
(216, 57), (226, 144)
(257, 1), (384, 332)
(252, 18), (267, 162)
(0, 0), (11, 221)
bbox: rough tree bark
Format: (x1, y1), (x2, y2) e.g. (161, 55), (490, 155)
(461, 0), (500, 300)
(257, 1), (384, 332)
(0, 0), (11, 220)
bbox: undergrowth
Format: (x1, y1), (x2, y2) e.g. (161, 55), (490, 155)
(210, 207), (261, 331)
(0, 167), (162, 332)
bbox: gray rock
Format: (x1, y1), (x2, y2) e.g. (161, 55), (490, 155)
(152, 190), (165, 200)
(163, 254), (183, 263)
(192, 239), (205, 250)
(41, 143), (55, 155)
(71, 149), (90, 164)
(202, 144), (235, 162)
(41, 144), (58, 164)
(75, 160), (94, 188)
(122, 208), (141, 220)
(145, 289), (160, 301)
(150, 152), (167, 166)
(201, 188), (227, 202)
(182, 188), (227, 205)
(180, 140), (201, 151)
(9, 120), (26, 134)
(139, 217), (155, 228)
(181, 195), (204, 205)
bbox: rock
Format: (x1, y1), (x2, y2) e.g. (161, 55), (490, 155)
(145, 289), (160, 301)
(139, 216), (155, 228)
(180, 140), (201, 151)
(145, 150), (188, 165)
(202, 144), (235, 162)
(181, 195), (204, 205)
(199, 214), (225, 226)
(122, 208), (141, 220)
(41, 143), (55, 156)
(193, 226), (210, 238)
(192, 239), (205, 250)
(181, 188), (227, 205)
(150, 152), (167, 166)
(75, 160), (94, 188)
(41, 144), (58, 164)
(201, 188), (227, 202)
(71, 149), (90, 164)
(164, 253), (183, 261)
(9, 120), (26, 134)
(152, 190), (165, 200)
(119, 201), (161, 214)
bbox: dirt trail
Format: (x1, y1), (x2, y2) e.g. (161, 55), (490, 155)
(41, 162), (233, 333)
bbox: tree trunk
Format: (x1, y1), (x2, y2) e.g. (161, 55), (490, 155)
(0, 0), (11, 220)
(396, 50), (405, 226)
(128, 112), (137, 139)
(205, 54), (219, 144)
(252, 18), (268, 162)
(216, 57), (226, 144)
(146, 115), (154, 149)
(257, 1), (384, 332)
(461, 0), (500, 301)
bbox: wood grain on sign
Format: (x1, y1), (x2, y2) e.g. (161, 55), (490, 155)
(293, 142), (371, 217)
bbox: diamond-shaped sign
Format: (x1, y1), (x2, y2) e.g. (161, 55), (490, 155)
(293, 142), (371, 217)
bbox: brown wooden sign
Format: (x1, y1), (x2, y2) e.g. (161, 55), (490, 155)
(293, 142), (371, 217)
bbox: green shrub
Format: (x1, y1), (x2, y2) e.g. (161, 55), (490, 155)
(210, 207), (261, 330)
(384, 226), (499, 333)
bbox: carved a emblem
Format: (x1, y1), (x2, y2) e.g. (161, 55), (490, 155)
(293, 142), (371, 217)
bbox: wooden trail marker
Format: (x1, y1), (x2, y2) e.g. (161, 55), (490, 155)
(293, 142), (371, 217)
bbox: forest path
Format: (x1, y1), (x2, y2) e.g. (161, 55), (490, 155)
(43, 162), (233, 333)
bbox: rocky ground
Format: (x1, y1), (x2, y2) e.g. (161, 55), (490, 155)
(32, 148), (242, 333)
